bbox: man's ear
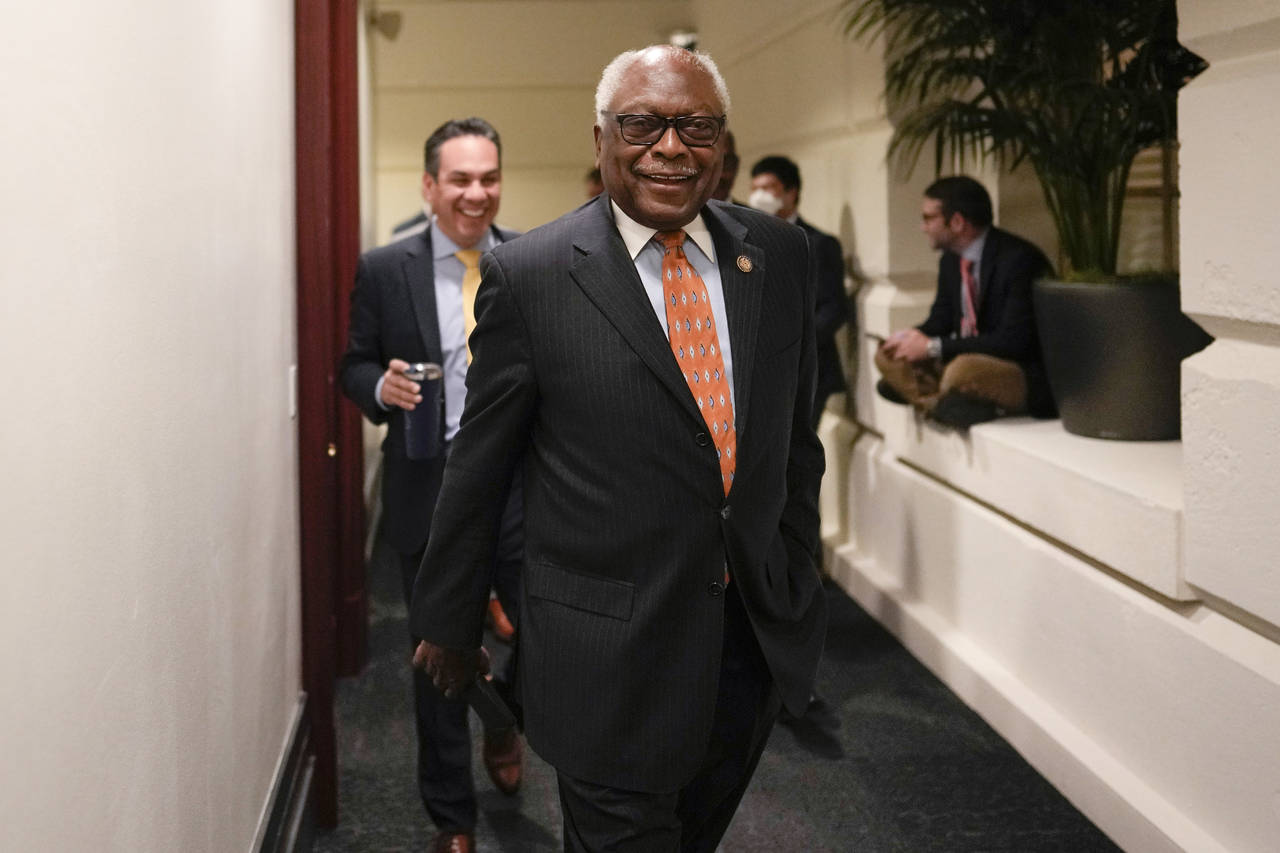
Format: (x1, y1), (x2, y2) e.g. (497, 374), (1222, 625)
(421, 171), (435, 202)
(593, 125), (602, 163)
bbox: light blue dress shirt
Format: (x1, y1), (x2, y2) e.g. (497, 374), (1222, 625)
(430, 222), (497, 442)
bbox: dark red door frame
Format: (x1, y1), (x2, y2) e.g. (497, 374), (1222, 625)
(294, 0), (364, 828)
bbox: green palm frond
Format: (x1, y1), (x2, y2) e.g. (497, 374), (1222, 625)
(842, 0), (1205, 274)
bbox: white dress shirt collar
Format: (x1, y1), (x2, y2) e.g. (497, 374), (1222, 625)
(610, 200), (718, 264)
(961, 227), (988, 265)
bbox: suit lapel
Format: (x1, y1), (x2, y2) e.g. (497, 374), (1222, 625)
(403, 230), (442, 361)
(568, 198), (705, 428)
(404, 224), (513, 361)
(705, 204), (763, 435)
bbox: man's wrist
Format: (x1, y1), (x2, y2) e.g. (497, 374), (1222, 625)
(926, 337), (943, 360)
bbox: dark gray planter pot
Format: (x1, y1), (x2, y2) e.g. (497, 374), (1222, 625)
(1032, 277), (1212, 440)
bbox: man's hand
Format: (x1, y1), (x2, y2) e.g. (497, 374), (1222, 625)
(881, 328), (931, 363)
(379, 358), (425, 410)
(412, 641), (491, 699)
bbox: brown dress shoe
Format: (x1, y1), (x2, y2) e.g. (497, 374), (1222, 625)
(482, 726), (524, 795)
(429, 831), (474, 853)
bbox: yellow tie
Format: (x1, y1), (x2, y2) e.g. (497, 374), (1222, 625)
(455, 249), (482, 363)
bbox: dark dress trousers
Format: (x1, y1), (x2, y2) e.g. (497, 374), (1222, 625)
(338, 223), (521, 832)
(409, 196), (828, 797)
(796, 216), (849, 423)
(916, 226), (1056, 417)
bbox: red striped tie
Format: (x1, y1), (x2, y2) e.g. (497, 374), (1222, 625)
(960, 257), (979, 338)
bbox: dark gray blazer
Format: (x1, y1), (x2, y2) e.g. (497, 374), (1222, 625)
(409, 196), (827, 792)
(796, 216), (849, 401)
(338, 223), (519, 554)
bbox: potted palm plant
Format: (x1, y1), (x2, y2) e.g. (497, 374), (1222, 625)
(842, 0), (1210, 439)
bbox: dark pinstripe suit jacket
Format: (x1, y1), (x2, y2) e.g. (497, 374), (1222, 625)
(338, 224), (519, 554)
(409, 196), (827, 792)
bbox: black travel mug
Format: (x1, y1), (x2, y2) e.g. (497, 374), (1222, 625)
(403, 362), (443, 461)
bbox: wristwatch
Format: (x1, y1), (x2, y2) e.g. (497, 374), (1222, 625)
(927, 337), (943, 360)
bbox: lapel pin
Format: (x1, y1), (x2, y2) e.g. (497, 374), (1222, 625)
(736, 255), (753, 273)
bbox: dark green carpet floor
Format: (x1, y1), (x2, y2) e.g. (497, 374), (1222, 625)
(316, 536), (1120, 852)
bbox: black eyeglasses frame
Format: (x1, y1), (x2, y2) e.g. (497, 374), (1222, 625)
(606, 113), (727, 148)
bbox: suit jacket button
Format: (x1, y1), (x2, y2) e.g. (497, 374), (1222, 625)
(708, 581), (725, 597)
(696, 432), (710, 447)
(719, 505), (731, 520)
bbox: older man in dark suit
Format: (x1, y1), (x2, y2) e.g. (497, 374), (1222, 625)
(876, 175), (1055, 428)
(410, 45), (827, 851)
(339, 117), (524, 853)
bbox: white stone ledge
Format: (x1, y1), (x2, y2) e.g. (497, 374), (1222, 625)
(829, 436), (1280, 853)
(872, 399), (1189, 600)
(837, 320), (1190, 599)
(849, 275), (1192, 599)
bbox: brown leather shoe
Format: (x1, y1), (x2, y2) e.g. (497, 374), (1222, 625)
(482, 726), (524, 795)
(428, 831), (474, 853)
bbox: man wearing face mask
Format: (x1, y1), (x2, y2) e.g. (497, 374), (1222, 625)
(749, 156), (849, 429)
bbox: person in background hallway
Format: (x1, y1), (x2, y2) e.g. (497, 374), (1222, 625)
(410, 45), (827, 852)
(339, 117), (526, 853)
(749, 155), (849, 430)
(711, 130), (739, 203)
(876, 175), (1055, 429)
(748, 155), (848, 736)
(584, 167), (604, 199)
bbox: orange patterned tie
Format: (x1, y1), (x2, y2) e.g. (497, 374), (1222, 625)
(657, 230), (736, 495)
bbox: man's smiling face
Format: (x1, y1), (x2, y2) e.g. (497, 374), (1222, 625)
(422, 134), (501, 249)
(593, 50), (724, 231)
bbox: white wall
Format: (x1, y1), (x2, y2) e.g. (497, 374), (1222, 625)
(368, 0), (692, 241)
(0, 2), (302, 850)
(1180, 4), (1280, 641)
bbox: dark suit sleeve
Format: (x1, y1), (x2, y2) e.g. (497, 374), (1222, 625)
(940, 240), (1050, 362)
(338, 256), (390, 424)
(810, 230), (848, 341)
(779, 240), (826, 586)
(916, 255), (956, 340)
(408, 252), (537, 649)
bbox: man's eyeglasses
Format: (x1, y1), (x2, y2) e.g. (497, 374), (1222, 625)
(608, 113), (726, 148)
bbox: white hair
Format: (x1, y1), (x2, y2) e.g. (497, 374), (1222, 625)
(593, 45), (732, 125)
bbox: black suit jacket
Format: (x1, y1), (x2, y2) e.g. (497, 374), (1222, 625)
(796, 216), (849, 401)
(338, 223), (519, 554)
(916, 226), (1056, 416)
(409, 196), (827, 792)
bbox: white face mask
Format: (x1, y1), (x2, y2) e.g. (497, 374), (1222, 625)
(748, 188), (784, 216)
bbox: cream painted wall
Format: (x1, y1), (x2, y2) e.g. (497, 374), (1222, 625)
(0, 3), (301, 850)
(368, 0), (692, 241)
(1180, 2), (1280, 633)
(695, 0), (889, 272)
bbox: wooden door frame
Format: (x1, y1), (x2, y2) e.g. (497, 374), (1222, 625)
(294, 0), (364, 828)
